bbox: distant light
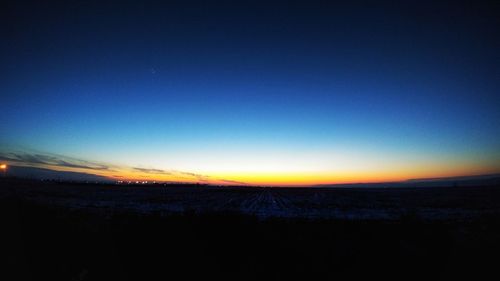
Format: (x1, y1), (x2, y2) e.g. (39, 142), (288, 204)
(0, 164), (7, 170)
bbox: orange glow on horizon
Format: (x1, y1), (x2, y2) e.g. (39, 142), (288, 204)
(104, 164), (500, 186)
(4, 157), (499, 186)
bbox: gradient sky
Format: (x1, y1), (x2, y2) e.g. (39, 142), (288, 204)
(1, 0), (499, 185)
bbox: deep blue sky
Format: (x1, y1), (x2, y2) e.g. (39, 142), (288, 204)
(1, 0), (499, 184)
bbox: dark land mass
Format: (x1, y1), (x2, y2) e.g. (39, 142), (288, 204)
(3, 166), (111, 183)
(315, 173), (500, 188)
(1, 178), (500, 280)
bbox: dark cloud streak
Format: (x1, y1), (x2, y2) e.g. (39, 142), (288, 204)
(1, 151), (248, 185)
(0, 152), (110, 171)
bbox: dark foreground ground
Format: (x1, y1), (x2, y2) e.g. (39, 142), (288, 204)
(1, 178), (500, 280)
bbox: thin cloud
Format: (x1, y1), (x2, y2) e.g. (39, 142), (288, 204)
(133, 167), (172, 175)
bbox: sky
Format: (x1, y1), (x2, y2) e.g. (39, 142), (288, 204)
(1, 0), (499, 185)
